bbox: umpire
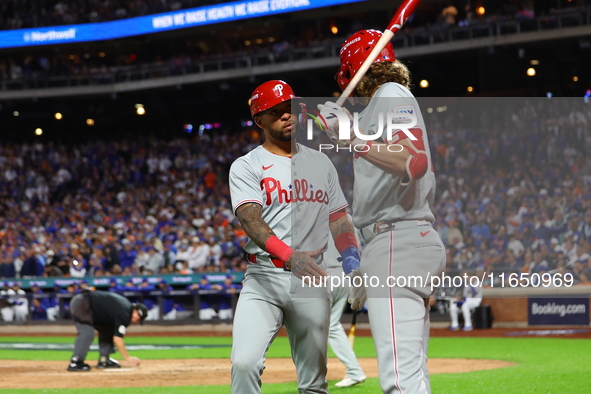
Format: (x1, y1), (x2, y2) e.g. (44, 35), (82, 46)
(67, 290), (148, 372)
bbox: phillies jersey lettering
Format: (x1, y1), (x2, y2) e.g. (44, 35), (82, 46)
(261, 178), (330, 205)
(353, 83), (436, 229)
(230, 144), (347, 268)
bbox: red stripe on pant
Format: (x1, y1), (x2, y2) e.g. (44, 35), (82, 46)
(388, 231), (402, 393)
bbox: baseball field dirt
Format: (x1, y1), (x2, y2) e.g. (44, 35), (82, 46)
(1, 358), (515, 389)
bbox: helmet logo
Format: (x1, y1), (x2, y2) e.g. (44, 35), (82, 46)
(274, 84), (284, 97)
(341, 36), (361, 54)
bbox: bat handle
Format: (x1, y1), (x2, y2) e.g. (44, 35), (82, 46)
(336, 29), (395, 106)
(348, 325), (356, 348)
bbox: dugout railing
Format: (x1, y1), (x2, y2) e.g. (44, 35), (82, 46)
(0, 288), (241, 325)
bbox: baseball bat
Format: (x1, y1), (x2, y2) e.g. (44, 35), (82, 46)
(336, 0), (423, 106)
(348, 309), (358, 348)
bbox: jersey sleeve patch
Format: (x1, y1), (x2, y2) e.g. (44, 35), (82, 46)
(118, 325), (126, 335)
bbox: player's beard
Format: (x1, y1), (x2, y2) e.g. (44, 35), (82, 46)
(268, 122), (297, 142)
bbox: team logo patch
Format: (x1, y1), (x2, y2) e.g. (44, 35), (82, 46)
(118, 325), (126, 335)
(274, 84), (284, 97)
(390, 105), (415, 123)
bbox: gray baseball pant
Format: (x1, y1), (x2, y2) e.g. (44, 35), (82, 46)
(231, 270), (330, 394)
(329, 283), (365, 381)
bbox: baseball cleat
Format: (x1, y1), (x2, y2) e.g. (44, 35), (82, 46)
(449, 326), (460, 331)
(67, 360), (91, 372)
(97, 357), (121, 368)
(335, 376), (366, 388)
(463, 326), (474, 332)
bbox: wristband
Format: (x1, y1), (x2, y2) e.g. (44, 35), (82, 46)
(265, 236), (294, 263)
(334, 232), (359, 252)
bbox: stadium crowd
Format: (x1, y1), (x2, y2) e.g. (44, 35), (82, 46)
(0, 129), (263, 281)
(2, 96), (591, 322)
(427, 98), (591, 287)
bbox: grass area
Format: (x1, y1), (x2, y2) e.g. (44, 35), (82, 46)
(1, 336), (591, 393)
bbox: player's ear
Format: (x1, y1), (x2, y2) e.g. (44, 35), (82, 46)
(253, 115), (265, 130)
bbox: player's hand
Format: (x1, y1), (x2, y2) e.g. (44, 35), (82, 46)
(287, 248), (327, 280)
(317, 101), (354, 146)
(127, 356), (141, 366)
(347, 269), (367, 310)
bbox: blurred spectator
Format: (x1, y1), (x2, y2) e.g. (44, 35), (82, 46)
(29, 283), (48, 320)
(187, 276), (217, 320)
(1, 282), (15, 321)
(10, 282), (28, 321)
(441, 2), (459, 27)
(214, 275), (242, 320)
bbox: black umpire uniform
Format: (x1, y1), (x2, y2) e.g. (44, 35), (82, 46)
(68, 290), (147, 371)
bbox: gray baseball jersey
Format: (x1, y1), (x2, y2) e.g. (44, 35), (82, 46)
(350, 82), (445, 394)
(230, 143), (348, 265)
(353, 82), (436, 229)
(229, 142), (348, 394)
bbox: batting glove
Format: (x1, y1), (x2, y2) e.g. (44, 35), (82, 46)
(338, 246), (361, 275)
(317, 101), (354, 146)
(347, 269), (367, 311)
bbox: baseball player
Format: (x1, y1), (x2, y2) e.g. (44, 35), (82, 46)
(1, 282), (15, 321)
(449, 270), (484, 331)
(187, 276), (217, 320)
(10, 282), (28, 321)
(67, 289), (147, 371)
(229, 80), (361, 394)
(214, 275), (242, 320)
(324, 223), (367, 388)
(318, 30), (446, 393)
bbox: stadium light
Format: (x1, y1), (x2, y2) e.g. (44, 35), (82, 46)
(527, 68), (536, 77)
(476, 6), (485, 15)
(86, 119), (95, 126)
(35, 128), (43, 135)
(420, 80), (429, 88)
(530, 60), (540, 65)
(467, 86), (474, 93)
(573, 76), (579, 82)
(136, 107), (146, 115)
(13, 111), (19, 116)
(331, 26), (338, 34)
(55, 112), (63, 120)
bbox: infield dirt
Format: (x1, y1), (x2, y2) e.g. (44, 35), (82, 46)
(1, 358), (515, 389)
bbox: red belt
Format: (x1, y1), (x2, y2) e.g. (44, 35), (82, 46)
(246, 253), (285, 268)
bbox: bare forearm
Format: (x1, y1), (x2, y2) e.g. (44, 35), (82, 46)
(113, 336), (131, 360)
(235, 203), (276, 250)
(329, 215), (356, 240)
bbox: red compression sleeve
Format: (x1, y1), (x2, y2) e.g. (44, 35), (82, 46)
(265, 236), (294, 262)
(334, 232), (359, 252)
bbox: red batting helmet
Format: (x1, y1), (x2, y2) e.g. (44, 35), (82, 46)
(249, 80), (298, 117)
(335, 29), (396, 92)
